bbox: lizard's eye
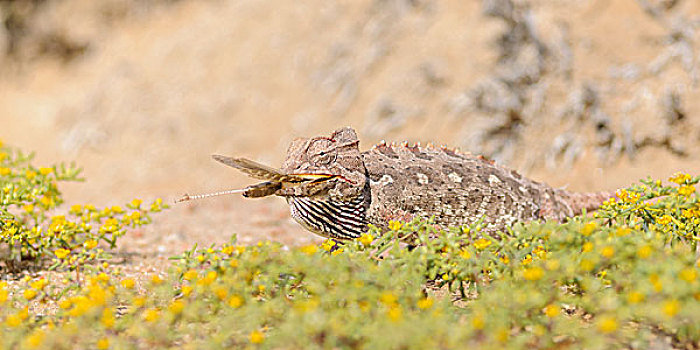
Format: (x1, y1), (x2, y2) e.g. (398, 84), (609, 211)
(309, 139), (336, 166)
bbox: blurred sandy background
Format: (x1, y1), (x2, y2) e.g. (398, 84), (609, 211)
(1, 0), (699, 254)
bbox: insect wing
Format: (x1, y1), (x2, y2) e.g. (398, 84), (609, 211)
(212, 155), (294, 182)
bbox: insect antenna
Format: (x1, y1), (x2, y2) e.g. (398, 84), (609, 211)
(176, 188), (247, 203)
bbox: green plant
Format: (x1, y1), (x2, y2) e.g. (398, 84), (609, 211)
(2, 138), (699, 349)
(0, 141), (167, 276)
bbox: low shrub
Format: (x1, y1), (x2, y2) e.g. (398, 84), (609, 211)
(1, 140), (699, 349)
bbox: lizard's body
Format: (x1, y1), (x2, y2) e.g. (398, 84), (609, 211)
(362, 141), (610, 233)
(209, 127), (613, 240)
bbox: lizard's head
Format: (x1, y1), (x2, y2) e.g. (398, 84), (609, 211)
(280, 127), (366, 201)
(206, 127), (368, 240)
(279, 127), (368, 239)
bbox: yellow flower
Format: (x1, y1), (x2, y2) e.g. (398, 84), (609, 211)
(680, 268), (697, 283)
(250, 330), (265, 344)
(54, 248), (70, 259)
(39, 196), (54, 208)
(183, 270), (198, 281)
(388, 220), (403, 231)
(581, 222), (597, 236)
(168, 300), (185, 315)
(582, 242), (594, 253)
(460, 249), (472, 260)
(101, 308), (115, 329)
(580, 259), (595, 272)
(30, 279), (47, 290)
(132, 297), (146, 308)
(22, 204), (34, 213)
(214, 287), (228, 300)
(99, 218), (120, 233)
(471, 314), (485, 330)
(131, 199), (143, 208)
(495, 327), (509, 343)
(84, 239), (98, 250)
(24, 329), (44, 349)
(545, 259), (560, 271)
(0, 289), (8, 305)
(97, 273), (110, 282)
(657, 215), (673, 225)
(627, 291), (645, 304)
(679, 185), (696, 196)
(387, 306), (403, 322)
(121, 279), (135, 289)
(532, 245), (547, 259)
(473, 238), (492, 250)
(600, 246), (615, 259)
(151, 275), (164, 285)
(221, 245), (234, 255)
(358, 300), (370, 312)
(543, 304), (560, 318)
(70, 204), (83, 215)
(380, 291), (397, 306)
(88, 285), (107, 306)
(321, 239), (336, 252)
(662, 299), (680, 317)
(597, 316), (618, 333)
(111, 205), (123, 213)
(417, 297), (434, 309)
(59, 299), (72, 309)
(669, 173), (691, 185)
(300, 245), (319, 255)
(637, 245), (653, 259)
(205, 271), (218, 283)
(294, 298), (320, 313)
(25, 170), (36, 180)
(0, 167), (10, 175)
(96, 338), (110, 350)
(23, 289), (38, 300)
(229, 295), (243, 308)
(521, 254), (533, 266)
(181, 286), (193, 297)
(523, 267), (544, 281)
(331, 248), (344, 256)
(143, 308), (160, 322)
(615, 226), (631, 236)
(648, 280), (662, 293)
(39, 167), (52, 176)
(6, 313), (22, 327)
(617, 189), (641, 203)
(357, 233), (374, 246)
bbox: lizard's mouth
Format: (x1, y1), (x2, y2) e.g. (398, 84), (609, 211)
(243, 172), (359, 198)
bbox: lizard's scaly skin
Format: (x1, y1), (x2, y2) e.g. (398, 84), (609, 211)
(363, 141), (612, 232)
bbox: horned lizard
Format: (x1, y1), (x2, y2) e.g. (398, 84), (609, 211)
(182, 127), (613, 240)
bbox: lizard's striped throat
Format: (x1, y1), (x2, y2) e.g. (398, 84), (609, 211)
(287, 192), (367, 240)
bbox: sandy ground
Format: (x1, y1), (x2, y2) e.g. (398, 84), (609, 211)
(1, 0), (700, 263)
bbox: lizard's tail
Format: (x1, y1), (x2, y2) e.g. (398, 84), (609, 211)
(541, 189), (617, 221)
(564, 190), (617, 215)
